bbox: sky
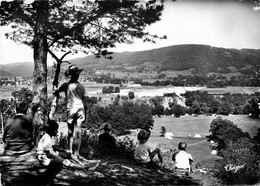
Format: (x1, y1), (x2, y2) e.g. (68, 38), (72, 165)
(0, 0), (260, 65)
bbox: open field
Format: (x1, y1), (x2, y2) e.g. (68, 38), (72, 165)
(56, 114), (259, 167)
(0, 84), (28, 99)
(152, 115), (259, 138)
(58, 121), (218, 166)
(201, 86), (260, 95)
(132, 115), (259, 166)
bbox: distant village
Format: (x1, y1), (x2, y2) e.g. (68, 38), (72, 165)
(0, 77), (32, 86)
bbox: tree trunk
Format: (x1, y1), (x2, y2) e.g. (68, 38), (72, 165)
(0, 111), (4, 135)
(32, 0), (49, 143)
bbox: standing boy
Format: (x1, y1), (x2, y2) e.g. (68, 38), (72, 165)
(50, 65), (85, 158)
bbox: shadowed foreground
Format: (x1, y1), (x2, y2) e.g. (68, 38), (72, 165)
(0, 151), (200, 186)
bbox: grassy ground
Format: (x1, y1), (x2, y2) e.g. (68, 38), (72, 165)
(135, 115), (259, 170)
(201, 86), (259, 95)
(58, 114), (258, 167)
(0, 84), (28, 99)
(152, 115), (259, 138)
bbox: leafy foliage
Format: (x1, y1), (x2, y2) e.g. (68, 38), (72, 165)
(172, 105), (186, 117)
(128, 91), (135, 100)
(0, 99), (16, 132)
(0, 0), (165, 131)
(215, 138), (259, 184)
(160, 126), (166, 137)
(207, 117), (250, 154)
(181, 91), (259, 116)
(0, 0), (165, 58)
(149, 96), (164, 116)
(84, 101), (154, 135)
(248, 96), (260, 118)
(12, 87), (33, 104)
(102, 86), (120, 94)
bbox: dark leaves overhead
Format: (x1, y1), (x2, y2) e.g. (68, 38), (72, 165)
(0, 0), (165, 58)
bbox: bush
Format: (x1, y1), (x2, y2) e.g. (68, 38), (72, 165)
(56, 130), (136, 160)
(233, 105), (243, 115)
(192, 100), (201, 115)
(128, 91), (135, 99)
(117, 135), (136, 160)
(248, 96), (260, 118)
(215, 138), (259, 184)
(207, 117), (250, 154)
(85, 101), (154, 135)
(172, 105), (186, 117)
(152, 104), (165, 116)
(160, 126), (166, 137)
(217, 102), (234, 115)
(12, 87), (33, 104)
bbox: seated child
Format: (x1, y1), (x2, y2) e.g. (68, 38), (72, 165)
(134, 129), (163, 165)
(172, 142), (193, 175)
(2, 101), (33, 156)
(98, 123), (117, 154)
(37, 120), (86, 170)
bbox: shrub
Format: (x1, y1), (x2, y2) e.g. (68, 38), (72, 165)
(160, 126), (166, 137)
(192, 100), (201, 115)
(164, 108), (171, 116)
(248, 96), (260, 118)
(172, 105), (186, 117)
(56, 130), (136, 160)
(207, 117), (250, 154)
(233, 106), (243, 114)
(79, 129), (100, 159)
(12, 87), (33, 104)
(217, 102), (234, 115)
(85, 101), (154, 135)
(117, 135), (136, 160)
(152, 104), (165, 116)
(128, 91), (135, 99)
(215, 138), (259, 184)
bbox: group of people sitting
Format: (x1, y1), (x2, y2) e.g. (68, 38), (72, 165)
(134, 129), (193, 175)
(0, 64), (193, 183)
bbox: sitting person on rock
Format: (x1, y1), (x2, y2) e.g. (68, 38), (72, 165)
(98, 123), (117, 154)
(1, 101), (34, 156)
(172, 142), (193, 176)
(134, 129), (163, 165)
(37, 120), (101, 180)
(37, 120), (87, 169)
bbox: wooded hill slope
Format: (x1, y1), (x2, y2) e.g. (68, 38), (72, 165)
(1, 44), (260, 77)
(71, 44), (260, 75)
(0, 62), (33, 77)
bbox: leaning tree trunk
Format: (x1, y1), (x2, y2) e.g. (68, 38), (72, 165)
(0, 111), (4, 134)
(32, 0), (49, 144)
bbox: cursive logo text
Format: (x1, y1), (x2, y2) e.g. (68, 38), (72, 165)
(224, 164), (245, 173)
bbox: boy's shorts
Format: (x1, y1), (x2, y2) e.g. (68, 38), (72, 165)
(175, 168), (190, 176)
(67, 107), (85, 125)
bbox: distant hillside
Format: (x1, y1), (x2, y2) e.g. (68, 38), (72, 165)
(0, 62), (60, 78)
(69, 44), (260, 75)
(2, 45), (260, 77)
(0, 70), (14, 77)
(0, 62), (34, 77)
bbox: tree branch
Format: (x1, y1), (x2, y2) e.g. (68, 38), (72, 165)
(60, 51), (71, 61)
(48, 48), (60, 64)
(48, 10), (105, 48)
